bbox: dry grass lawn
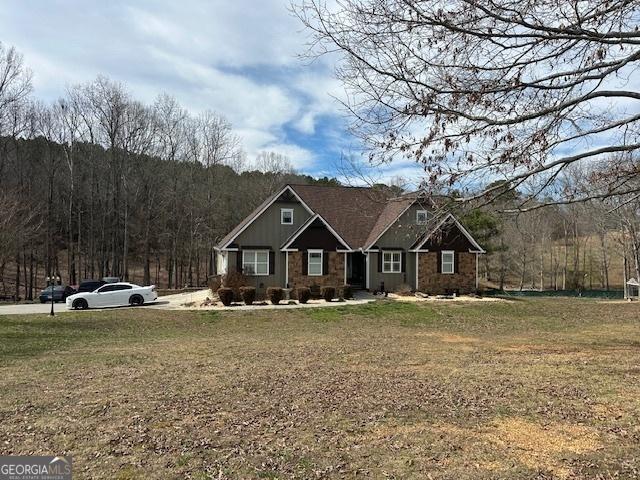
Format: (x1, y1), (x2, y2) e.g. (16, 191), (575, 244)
(0, 298), (639, 479)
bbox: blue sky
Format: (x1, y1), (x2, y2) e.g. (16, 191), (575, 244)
(0, 0), (425, 184)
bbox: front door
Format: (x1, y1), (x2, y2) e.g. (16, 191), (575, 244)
(347, 252), (366, 288)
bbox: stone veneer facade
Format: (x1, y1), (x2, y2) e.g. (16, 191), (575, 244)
(417, 252), (476, 294)
(288, 251), (345, 289)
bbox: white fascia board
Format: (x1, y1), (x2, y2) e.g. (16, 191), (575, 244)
(280, 214), (320, 250)
(281, 213), (352, 251)
(413, 213), (485, 253)
(222, 185), (314, 249)
(320, 216), (352, 250)
(449, 216), (486, 253)
(413, 213), (453, 250)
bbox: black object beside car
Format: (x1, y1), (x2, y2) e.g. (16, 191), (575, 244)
(77, 279), (107, 293)
(39, 285), (76, 303)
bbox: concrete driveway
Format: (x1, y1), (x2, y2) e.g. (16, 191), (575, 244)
(0, 289), (377, 315)
(0, 302), (72, 315)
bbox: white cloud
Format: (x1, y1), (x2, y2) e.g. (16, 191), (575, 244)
(235, 128), (315, 171)
(290, 68), (347, 135)
(0, 0), (347, 176)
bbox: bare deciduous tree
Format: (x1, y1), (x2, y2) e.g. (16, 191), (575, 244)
(294, 0), (640, 207)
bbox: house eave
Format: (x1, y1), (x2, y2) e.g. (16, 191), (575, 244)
(219, 184), (315, 250)
(280, 213), (352, 251)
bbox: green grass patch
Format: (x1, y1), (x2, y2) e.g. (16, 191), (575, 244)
(0, 298), (639, 479)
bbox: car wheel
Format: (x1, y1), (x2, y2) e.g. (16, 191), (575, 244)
(129, 294), (144, 306)
(73, 299), (88, 310)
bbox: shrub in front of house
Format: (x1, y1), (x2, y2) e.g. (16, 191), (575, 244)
(321, 286), (336, 302)
(267, 287), (284, 305)
(341, 284), (353, 300)
(222, 271), (248, 301)
(309, 284), (322, 299)
(296, 287), (311, 304)
(217, 287), (234, 306)
(240, 286), (256, 305)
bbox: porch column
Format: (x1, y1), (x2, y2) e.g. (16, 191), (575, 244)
(365, 252), (370, 289)
(415, 252), (419, 291)
(344, 252), (348, 285)
(285, 251), (289, 288)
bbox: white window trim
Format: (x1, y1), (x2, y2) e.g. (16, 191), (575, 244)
(281, 208), (294, 225)
(416, 209), (429, 225)
(242, 249), (270, 276)
(382, 250), (402, 274)
(307, 249), (323, 276)
(441, 250), (455, 274)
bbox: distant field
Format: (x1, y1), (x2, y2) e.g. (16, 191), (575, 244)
(489, 231), (626, 290)
(0, 299), (639, 479)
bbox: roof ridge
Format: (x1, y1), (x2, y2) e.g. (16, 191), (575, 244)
(288, 183), (373, 190)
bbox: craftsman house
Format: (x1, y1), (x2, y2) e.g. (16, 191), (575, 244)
(216, 184), (484, 294)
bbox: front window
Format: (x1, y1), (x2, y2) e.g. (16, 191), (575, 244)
(416, 210), (429, 225)
(281, 208), (293, 225)
(308, 250), (323, 276)
(382, 251), (402, 273)
(441, 251), (455, 274)
(243, 250), (269, 275)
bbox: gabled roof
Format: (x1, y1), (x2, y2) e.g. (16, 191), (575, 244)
(410, 213), (485, 253)
(217, 183), (484, 253)
(290, 184), (390, 248)
(281, 213), (351, 250)
(217, 185), (313, 249)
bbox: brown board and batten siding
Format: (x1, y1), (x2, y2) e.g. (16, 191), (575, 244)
(287, 219), (345, 251)
(228, 197), (312, 290)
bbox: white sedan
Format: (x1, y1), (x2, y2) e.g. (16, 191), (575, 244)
(66, 282), (158, 310)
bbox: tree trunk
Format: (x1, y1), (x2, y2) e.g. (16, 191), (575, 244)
(28, 247), (34, 300)
(67, 157), (75, 286)
(22, 249), (28, 300)
(143, 224), (151, 286)
(539, 241), (544, 290)
(14, 251), (20, 301)
(499, 236), (506, 291)
(122, 193), (129, 281)
(562, 221), (568, 290)
(519, 249), (527, 291)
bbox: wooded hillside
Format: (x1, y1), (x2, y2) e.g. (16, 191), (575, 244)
(0, 134), (335, 298)
(0, 41), (637, 299)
